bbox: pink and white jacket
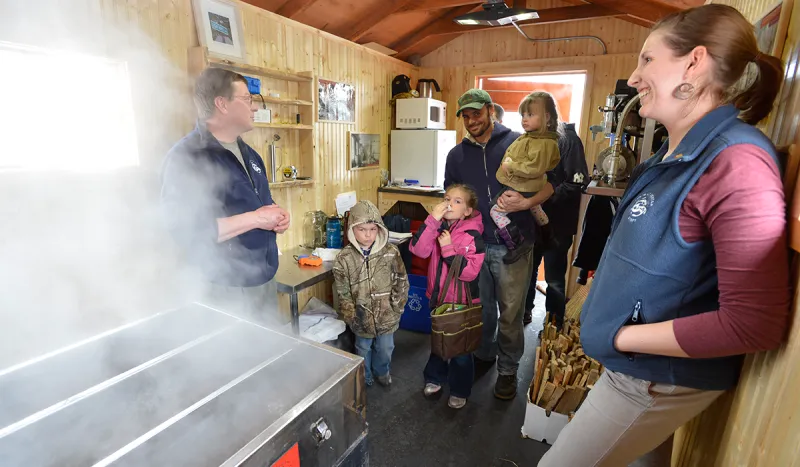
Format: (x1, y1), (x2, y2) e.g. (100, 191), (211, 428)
(409, 212), (486, 307)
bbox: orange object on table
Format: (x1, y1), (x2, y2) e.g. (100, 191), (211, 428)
(295, 255), (323, 267)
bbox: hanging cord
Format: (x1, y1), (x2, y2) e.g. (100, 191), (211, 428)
(511, 20), (607, 55)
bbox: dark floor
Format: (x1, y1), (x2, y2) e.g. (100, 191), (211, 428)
(365, 288), (550, 467)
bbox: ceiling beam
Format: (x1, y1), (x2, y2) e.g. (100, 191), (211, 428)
(342, 0), (417, 43)
(394, 4), (623, 59)
(390, 4), (481, 56)
(585, 0), (680, 22)
(276, 0), (319, 19)
(400, 0), (482, 13)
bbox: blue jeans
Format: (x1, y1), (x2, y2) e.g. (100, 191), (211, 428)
(474, 243), (534, 375)
(354, 333), (395, 385)
(423, 352), (474, 398)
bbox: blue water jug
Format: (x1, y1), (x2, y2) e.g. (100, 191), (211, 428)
(326, 216), (342, 248)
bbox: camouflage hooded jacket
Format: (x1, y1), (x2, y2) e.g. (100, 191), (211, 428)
(333, 201), (409, 338)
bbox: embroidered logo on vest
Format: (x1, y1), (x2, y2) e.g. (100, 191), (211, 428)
(250, 161), (262, 174)
(628, 192), (655, 222)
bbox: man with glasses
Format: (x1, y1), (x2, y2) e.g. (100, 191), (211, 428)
(161, 68), (289, 325)
(444, 89), (553, 400)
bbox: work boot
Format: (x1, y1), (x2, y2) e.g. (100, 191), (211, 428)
(496, 224), (533, 264)
(494, 373), (518, 400)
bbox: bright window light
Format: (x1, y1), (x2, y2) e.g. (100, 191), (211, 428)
(0, 42), (139, 172)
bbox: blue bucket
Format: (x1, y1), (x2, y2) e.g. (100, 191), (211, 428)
(399, 274), (431, 334)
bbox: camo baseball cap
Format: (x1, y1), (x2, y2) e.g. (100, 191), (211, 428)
(456, 89), (493, 117)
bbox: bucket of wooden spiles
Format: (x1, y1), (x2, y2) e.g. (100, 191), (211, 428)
(530, 318), (603, 417)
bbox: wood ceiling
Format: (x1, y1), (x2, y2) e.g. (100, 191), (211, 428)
(243, 0), (705, 62)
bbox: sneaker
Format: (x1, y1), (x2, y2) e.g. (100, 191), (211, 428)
(423, 383), (442, 397)
(365, 378), (374, 387)
(376, 374), (392, 386)
(448, 396), (467, 409)
(494, 373), (518, 400)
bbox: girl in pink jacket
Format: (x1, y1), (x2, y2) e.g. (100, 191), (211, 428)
(409, 184), (486, 409)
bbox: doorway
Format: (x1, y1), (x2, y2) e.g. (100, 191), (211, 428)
(476, 72), (588, 133)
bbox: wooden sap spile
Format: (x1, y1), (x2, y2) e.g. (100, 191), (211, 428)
(528, 316), (604, 416)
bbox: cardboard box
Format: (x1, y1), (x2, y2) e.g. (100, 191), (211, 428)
(521, 391), (569, 444)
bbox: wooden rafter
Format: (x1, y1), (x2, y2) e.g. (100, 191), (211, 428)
(400, 0), (481, 13)
(343, 0), (417, 43)
(390, 4), (482, 56)
(582, 0), (680, 22)
(276, 0), (319, 18)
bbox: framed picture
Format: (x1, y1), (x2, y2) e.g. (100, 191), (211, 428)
(754, 1), (789, 56)
(192, 0), (246, 62)
(318, 78), (356, 123)
(348, 132), (380, 170)
(753, 0), (795, 139)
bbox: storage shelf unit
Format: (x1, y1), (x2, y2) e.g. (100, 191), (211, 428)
(269, 180), (314, 189)
(188, 46), (316, 188)
(253, 123), (314, 130)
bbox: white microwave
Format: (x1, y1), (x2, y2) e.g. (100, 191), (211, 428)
(396, 98), (447, 130)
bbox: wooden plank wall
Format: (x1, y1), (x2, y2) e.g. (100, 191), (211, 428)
(18, 0), (415, 316)
(672, 2), (800, 466)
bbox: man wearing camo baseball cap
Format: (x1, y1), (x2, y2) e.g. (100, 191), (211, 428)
(444, 88), (554, 400)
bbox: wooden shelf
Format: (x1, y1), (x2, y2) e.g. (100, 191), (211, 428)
(254, 95), (313, 106)
(254, 123), (314, 130)
(585, 179), (626, 197)
(207, 55), (312, 82)
(270, 179), (314, 189)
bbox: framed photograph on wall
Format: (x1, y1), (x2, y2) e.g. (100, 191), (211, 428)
(348, 132), (380, 170)
(192, 0), (246, 62)
(318, 79), (356, 123)
(753, 0), (795, 140)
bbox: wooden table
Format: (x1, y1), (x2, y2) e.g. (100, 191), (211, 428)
(377, 186), (444, 215)
(274, 247), (334, 334)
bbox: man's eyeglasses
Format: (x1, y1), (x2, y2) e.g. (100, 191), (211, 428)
(232, 94), (253, 105)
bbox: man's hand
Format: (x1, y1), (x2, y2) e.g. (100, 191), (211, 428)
(495, 190), (533, 213)
(253, 205), (285, 231)
(431, 201), (450, 221)
(438, 230), (452, 247)
(273, 205), (291, 233)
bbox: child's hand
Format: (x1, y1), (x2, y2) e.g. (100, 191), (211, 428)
(502, 158), (512, 176)
(432, 201), (450, 221)
(438, 230), (451, 247)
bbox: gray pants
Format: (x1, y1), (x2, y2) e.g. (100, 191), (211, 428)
(538, 370), (724, 467)
(204, 280), (279, 327)
(474, 243), (534, 375)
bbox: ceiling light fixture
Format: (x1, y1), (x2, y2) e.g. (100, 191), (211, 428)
(453, 0), (539, 26)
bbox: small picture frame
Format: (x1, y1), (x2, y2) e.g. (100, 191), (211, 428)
(348, 132), (381, 170)
(318, 78), (356, 123)
(192, 0), (246, 62)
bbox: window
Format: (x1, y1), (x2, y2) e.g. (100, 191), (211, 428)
(0, 42), (139, 172)
(478, 73), (587, 134)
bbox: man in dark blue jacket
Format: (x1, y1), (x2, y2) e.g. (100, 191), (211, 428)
(444, 89), (553, 400)
(161, 68), (289, 325)
(524, 122), (589, 328)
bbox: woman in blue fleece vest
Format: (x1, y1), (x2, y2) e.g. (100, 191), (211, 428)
(539, 5), (791, 466)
